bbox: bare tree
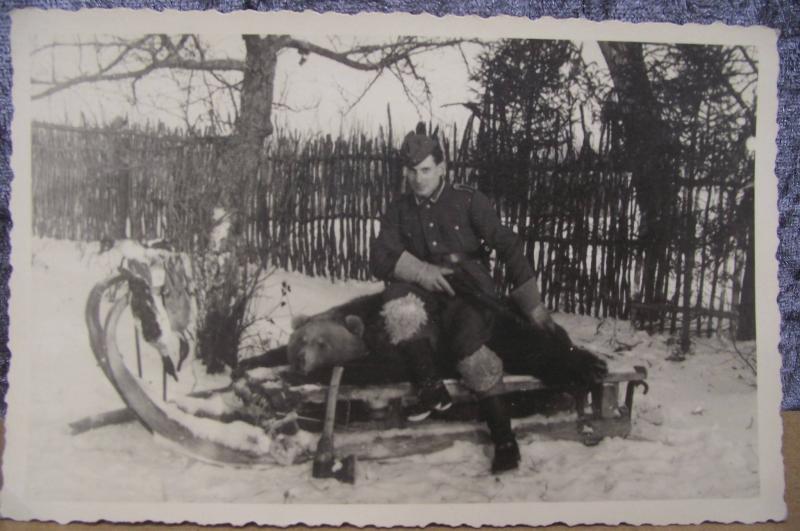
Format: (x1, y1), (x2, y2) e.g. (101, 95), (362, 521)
(599, 42), (681, 315)
(33, 34), (469, 132)
(599, 42), (757, 346)
(32, 33), (471, 371)
(33, 33), (470, 227)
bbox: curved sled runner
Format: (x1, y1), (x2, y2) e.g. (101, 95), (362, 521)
(84, 275), (649, 468)
(86, 276), (275, 466)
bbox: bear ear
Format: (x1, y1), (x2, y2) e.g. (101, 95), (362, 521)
(291, 314), (312, 330)
(344, 315), (365, 337)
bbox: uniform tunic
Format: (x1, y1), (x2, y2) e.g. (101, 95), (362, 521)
(370, 181), (535, 360)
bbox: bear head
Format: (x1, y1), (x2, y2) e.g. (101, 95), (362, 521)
(287, 313), (368, 375)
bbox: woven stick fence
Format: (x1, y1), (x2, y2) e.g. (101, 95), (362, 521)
(31, 120), (749, 336)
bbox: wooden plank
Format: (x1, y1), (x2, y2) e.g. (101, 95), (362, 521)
(334, 412), (633, 461)
(68, 408), (137, 435)
(248, 367), (646, 405)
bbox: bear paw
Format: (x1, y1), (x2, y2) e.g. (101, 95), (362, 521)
(564, 346), (608, 387)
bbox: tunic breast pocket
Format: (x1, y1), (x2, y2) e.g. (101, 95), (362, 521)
(402, 229), (413, 248)
(400, 222), (422, 255)
(452, 218), (479, 252)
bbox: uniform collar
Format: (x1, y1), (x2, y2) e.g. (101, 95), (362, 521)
(413, 179), (447, 206)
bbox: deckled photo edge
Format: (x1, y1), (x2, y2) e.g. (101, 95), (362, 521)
(1, 8), (787, 526)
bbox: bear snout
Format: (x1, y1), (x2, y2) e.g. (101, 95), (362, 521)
(289, 351), (309, 374)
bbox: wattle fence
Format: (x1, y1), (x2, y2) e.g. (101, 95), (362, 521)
(31, 121), (751, 337)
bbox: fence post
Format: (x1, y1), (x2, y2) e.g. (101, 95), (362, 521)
(113, 133), (131, 239)
(680, 185), (695, 354)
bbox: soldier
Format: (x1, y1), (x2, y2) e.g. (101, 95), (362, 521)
(370, 123), (556, 473)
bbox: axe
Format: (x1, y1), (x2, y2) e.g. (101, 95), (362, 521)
(312, 365), (357, 483)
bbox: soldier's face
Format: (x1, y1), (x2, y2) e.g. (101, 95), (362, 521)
(404, 155), (444, 198)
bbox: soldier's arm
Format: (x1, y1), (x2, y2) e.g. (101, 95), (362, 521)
(370, 201), (455, 295)
(469, 190), (551, 327)
(370, 202), (405, 280)
(468, 190), (534, 288)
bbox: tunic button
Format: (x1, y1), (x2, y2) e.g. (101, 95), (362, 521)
(429, 222), (434, 228)
(455, 225), (460, 230)
(432, 241), (438, 246)
(426, 204), (431, 209)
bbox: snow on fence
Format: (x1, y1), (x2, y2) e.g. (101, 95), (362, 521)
(31, 121), (751, 338)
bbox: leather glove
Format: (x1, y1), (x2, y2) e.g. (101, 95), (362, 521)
(528, 304), (557, 332)
(394, 251), (455, 296)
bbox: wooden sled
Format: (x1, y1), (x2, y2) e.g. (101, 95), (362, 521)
(84, 275), (649, 468)
(237, 362), (649, 459)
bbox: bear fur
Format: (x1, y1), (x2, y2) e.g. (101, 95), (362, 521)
(286, 292), (419, 386)
(240, 291), (607, 390)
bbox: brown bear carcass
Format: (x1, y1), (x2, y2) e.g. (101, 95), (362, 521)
(268, 291), (607, 390)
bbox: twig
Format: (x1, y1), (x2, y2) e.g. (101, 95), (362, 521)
(729, 332), (757, 375)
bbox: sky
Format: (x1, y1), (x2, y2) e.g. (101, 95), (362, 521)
(30, 33), (609, 145)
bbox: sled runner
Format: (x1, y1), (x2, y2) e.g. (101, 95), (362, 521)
(84, 273), (649, 471)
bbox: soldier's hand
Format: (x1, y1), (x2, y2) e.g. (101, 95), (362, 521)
(393, 251), (455, 296)
(417, 263), (455, 296)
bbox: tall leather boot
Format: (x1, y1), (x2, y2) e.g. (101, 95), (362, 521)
(402, 338), (453, 422)
(480, 395), (520, 473)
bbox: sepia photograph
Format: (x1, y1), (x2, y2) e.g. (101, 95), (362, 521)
(1, 9), (785, 527)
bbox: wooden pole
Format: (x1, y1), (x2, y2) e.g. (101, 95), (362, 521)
(135, 326), (142, 378)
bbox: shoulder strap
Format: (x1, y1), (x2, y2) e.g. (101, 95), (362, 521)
(452, 183), (476, 194)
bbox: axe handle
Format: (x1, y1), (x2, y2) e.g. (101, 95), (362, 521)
(322, 366), (344, 438)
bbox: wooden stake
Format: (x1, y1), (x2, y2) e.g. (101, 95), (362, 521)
(134, 326), (142, 378)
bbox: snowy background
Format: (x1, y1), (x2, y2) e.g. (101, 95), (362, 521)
(20, 237), (759, 504)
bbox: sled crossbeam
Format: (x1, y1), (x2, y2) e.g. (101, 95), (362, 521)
(333, 412), (637, 461)
(290, 367), (648, 405)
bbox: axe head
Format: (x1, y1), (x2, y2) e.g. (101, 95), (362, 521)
(312, 454), (357, 484)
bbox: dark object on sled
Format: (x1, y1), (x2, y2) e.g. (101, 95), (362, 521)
(84, 275), (649, 468)
(85, 276), (275, 465)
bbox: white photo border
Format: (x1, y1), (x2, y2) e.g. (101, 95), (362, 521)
(2, 8), (786, 526)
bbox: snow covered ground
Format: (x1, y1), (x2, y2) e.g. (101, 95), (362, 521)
(16, 238), (758, 503)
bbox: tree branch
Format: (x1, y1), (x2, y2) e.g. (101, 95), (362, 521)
(341, 70), (383, 115)
(736, 45), (758, 75)
(284, 37), (472, 72)
(32, 57), (246, 100)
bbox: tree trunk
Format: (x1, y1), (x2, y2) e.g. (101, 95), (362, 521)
(197, 35), (286, 372)
(113, 135), (131, 239)
(219, 35), (286, 212)
(238, 35), (284, 147)
(737, 187), (756, 340)
(598, 42), (678, 310)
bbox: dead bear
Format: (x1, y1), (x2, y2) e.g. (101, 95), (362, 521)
(285, 292), (415, 386)
(235, 289), (607, 473)
(240, 289), (606, 395)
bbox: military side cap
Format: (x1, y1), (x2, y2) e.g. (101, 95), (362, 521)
(400, 122), (440, 168)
